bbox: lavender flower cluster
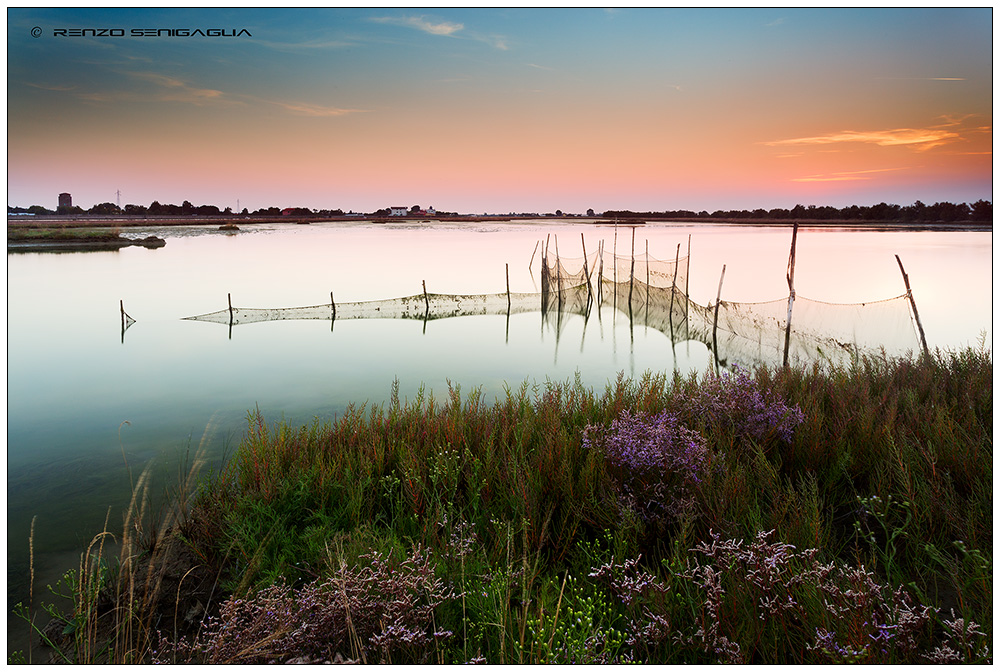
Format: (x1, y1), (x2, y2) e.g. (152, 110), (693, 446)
(154, 545), (454, 664)
(584, 410), (709, 526)
(671, 366), (805, 445)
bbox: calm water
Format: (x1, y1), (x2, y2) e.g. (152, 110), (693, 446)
(6, 220), (992, 650)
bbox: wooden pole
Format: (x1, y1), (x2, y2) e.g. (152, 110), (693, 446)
(228, 292), (233, 324)
(896, 254), (930, 355)
(645, 239), (650, 313)
(541, 237), (550, 312)
(670, 243), (680, 327)
(628, 226), (636, 308)
(685, 234), (691, 326)
(331, 291), (336, 321)
(422, 280), (430, 315)
(506, 263), (511, 313)
(597, 240), (604, 306)
(783, 222), (799, 367)
(529, 240), (539, 271)
(581, 232), (591, 307)
(555, 235), (563, 307)
(712, 264), (726, 361)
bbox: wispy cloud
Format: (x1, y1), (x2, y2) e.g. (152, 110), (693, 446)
(370, 14), (508, 50)
(792, 167), (909, 182)
(73, 71), (362, 118)
(127, 72), (227, 105)
(765, 17), (786, 27)
(257, 98), (361, 117)
(765, 127), (960, 151)
(371, 15), (464, 36)
(875, 76), (966, 81)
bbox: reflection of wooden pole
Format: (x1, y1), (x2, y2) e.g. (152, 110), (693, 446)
(712, 264), (726, 359)
(783, 222), (799, 367)
(896, 254), (929, 355)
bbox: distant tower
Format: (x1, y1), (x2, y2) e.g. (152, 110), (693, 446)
(58, 192), (72, 208)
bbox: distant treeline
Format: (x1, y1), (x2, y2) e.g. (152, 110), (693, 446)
(7, 198), (993, 222)
(604, 199), (992, 223)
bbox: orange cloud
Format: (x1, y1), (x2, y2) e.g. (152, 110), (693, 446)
(791, 167), (910, 183)
(765, 128), (960, 151)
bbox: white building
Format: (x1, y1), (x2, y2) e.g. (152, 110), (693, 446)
(389, 206), (408, 217)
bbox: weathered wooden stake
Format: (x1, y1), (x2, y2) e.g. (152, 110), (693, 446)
(422, 280), (430, 315)
(783, 222), (799, 367)
(712, 264), (726, 359)
(331, 291), (336, 321)
(628, 226), (636, 308)
(670, 243), (680, 327)
(581, 232), (592, 307)
(529, 240), (539, 271)
(555, 235), (563, 307)
(896, 254), (930, 355)
(685, 234), (691, 325)
(228, 292), (233, 324)
(506, 263), (511, 313)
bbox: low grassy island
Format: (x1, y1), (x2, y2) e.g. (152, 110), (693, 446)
(17, 347), (992, 664)
(7, 227), (165, 252)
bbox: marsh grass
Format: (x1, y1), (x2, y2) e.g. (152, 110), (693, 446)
(28, 346), (992, 663)
(12, 435), (214, 664)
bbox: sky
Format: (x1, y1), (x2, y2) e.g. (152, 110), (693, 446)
(6, 7), (994, 214)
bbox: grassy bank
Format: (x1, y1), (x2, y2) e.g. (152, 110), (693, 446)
(16, 347), (992, 664)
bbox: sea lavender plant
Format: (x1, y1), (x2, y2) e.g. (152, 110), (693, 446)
(154, 544), (455, 664)
(678, 529), (945, 664)
(671, 365), (805, 447)
(584, 410), (710, 529)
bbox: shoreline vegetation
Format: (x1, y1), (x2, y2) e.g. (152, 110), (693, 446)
(13, 346), (991, 664)
(6, 214), (993, 232)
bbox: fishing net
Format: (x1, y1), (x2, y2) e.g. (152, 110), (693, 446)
(601, 249), (689, 292)
(704, 293), (920, 368)
(184, 291), (543, 326)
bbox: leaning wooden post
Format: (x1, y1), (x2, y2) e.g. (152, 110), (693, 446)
(228, 292), (233, 325)
(783, 222), (799, 368)
(581, 232), (592, 307)
(712, 264), (726, 362)
(896, 254), (929, 356)
(422, 280), (430, 315)
(529, 240), (539, 271)
(120, 300), (126, 332)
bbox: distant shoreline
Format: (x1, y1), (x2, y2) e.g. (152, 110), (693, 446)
(6, 214), (991, 233)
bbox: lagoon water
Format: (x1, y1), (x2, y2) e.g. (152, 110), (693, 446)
(5, 219), (992, 650)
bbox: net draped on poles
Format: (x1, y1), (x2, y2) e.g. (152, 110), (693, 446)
(183, 228), (925, 371)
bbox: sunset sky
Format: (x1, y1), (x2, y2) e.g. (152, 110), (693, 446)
(7, 7), (993, 214)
